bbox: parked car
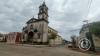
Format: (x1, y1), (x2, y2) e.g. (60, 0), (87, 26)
(67, 43), (72, 48)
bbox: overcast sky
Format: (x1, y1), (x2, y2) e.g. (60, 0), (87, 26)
(0, 0), (100, 40)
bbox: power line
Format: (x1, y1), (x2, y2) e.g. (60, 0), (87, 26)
(88, 0), (93, 10)
(87, 0), (93, 19)
(83, 0), (93, 23)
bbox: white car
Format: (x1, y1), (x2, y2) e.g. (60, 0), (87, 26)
(67, 43), (72, 48)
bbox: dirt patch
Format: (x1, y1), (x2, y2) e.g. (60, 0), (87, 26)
(68, 48), (100, 55)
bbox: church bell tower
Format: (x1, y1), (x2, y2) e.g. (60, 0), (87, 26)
(38, 2), (48, 21)
(38, 1), (49, 44)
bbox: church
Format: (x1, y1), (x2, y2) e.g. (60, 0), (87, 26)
(22, 2), (63, 45)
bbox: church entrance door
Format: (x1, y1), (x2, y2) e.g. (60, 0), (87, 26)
(27, 31), (34, 43)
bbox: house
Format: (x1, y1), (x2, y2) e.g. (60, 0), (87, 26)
(6, 32), (22, 44)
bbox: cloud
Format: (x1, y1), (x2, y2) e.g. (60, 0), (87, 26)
(0, 0), (100, 40)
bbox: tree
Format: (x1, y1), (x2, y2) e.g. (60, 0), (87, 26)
(48, 32), (57, 46)
(71, 35), (76, 48)
(90, 21), (100, 38)
(49, 32), (57, 39)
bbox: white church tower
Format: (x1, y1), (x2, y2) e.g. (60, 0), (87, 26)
(38, 1), (48, 21)
(38, 1), (49, 44)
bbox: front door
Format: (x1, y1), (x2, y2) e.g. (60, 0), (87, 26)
(27, 31), (34, 43)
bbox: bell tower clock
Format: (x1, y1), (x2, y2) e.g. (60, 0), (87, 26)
(38, 2), (48, 21)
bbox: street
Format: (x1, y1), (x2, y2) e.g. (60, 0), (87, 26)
(0, 43), (99, 56)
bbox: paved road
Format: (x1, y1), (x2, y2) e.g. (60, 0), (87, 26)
(0, 43), (99, 56)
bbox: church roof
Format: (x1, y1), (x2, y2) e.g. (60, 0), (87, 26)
(48, 26), (58, 33)
(26, 17), (48, 24)
(26, 17), (37, 24)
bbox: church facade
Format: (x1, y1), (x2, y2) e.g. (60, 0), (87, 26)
(22, 2), (63, 45)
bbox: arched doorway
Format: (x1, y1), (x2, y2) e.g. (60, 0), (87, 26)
(27, 31), (34, 43)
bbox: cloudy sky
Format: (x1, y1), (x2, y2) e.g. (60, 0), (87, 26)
(0, 0), (100, 40)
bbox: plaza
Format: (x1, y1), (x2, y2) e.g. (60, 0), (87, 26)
(0, 43), (99, 56)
